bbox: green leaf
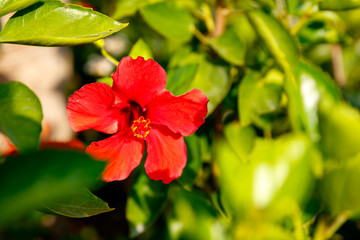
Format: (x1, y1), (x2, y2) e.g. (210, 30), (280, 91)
(43, 188), (114, 218)
(214, 136), (253, 218)
(286, 0), (300, 14)
(166, 64), (198, 96)
(167, 52), (231, 115)
(320, 153), (360, 217)
(0, 0), (41, 17)
(129, 38), (153, 60)
(111, 0), (163, 20)
(319, 102), (360, 161)
(320, 0), (360, 10)
(169, 188), (220, 240)
(209, 27), (246, 66)
(0, 81), (42, 153)
(287, 60), (341, 140)
(189, 60), (231, 115)
(250, 134), (315, 211)
(224, 121), (256, 162)
(0, 150), (105, 225)
(247, 9), (299, 70)
(140, 1), (194, 42)
(0, 1), (128, 46)
(178, 134), (202, 189)
(126, 170), (169, 238)
(238, 70), (283, 126)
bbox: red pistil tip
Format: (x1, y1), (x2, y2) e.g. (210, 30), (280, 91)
(131, 116), (151, 139)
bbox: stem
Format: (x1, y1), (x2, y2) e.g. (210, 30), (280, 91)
(192, 27), (209, 45)
(325, 212), (348, 238)
(291, 13), (311, 35)
(331, 44), (346, 87)
(100, 48), (119, 66)
(314, 212), (349, 240)
(93, 40), (119, 66)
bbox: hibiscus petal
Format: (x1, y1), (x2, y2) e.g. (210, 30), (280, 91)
(147, 89), (208, 136)
(86, 133), (144, 182)
(111, 56), (166, 108)
(67, 82), (126, 134)
(145, 126), (187, 184)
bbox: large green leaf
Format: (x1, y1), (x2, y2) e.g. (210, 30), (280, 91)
(0, 1), (128, 46)
(0, 150), (105, 224)
(215, 133), (314, 219)
(126, 170), (169, 238)
(320, 0), (360, 10)
(140, 1), (193, 42)
(0, 81), (42, 153)
(129, 38), (153, 60)
(0, 0), (41, 17)
(250, 134), (314, 212)
(209, 27), (246, 66)
(320, 153), (360, 217)
(319, 102), (360, 161)
(247, 9), (299, 71)
(215, 136), (253, 218)
(43, 188), (114, 218)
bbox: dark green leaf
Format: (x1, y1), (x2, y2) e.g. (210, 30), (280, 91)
(0, 81), (42, 153)
(209, 27), (246, 66)
(0, 150), (105, 224)
(320, 0), (360, 10)
(43, 188), (114, 218)
(140, 1), (193, 42)
(178, 135), (202, 189)
(129, 38), (153, 60)
(126, 171), (169, 238)
(0, 1), (128, 46)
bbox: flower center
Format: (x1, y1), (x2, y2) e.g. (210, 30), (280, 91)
(131, 116), (151, 139)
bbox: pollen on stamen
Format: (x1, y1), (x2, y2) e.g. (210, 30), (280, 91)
(131, 116), (151, 139)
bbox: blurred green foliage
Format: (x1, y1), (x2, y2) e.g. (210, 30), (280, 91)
(3, 0), (360, 239)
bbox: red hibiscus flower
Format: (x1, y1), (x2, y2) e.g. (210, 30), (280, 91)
(66, 56), (208, 183)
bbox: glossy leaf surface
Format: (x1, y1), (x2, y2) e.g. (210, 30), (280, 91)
(0, 1), (127, 46)
(0, 81), (42, 153)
